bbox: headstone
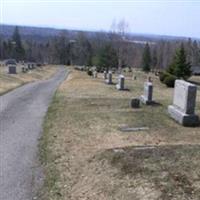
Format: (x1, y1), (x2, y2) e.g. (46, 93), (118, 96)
(8, 65), (17, 74)
(22, 67), (26, 73)
(28, 64), (32, 70)
(93, 71), (97, 78)
(140, 82), (153, 105)
(106, 71), (112, 84)
(116, 75), (125, 90)
(130, 98), (140, 108)
(168, 80), (199, 126)
(104, 71), (107, 79)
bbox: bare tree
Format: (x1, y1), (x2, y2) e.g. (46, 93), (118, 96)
(110, 19), (129, 73)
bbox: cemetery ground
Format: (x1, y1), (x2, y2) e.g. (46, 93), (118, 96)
(0, 65), (58, 95)
(39, 69), (200, 200)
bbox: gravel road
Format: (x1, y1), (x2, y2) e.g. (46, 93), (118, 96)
(0, 66), (68, 200)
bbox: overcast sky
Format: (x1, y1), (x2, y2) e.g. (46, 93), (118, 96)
(1, 0), (200, 38)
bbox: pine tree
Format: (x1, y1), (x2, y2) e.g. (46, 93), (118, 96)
(168, 43), (191, 80)
(97, 44), (118, 71)
(12, 26), (25, 61)
(142, 43), (151, 72)
(152, 48), (158, 70)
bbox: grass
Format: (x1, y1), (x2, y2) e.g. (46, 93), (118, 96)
(38, 94), (64, 200)
(98, 144), (200, 200)
(0, 65), (58, 95)
(39, 69), (200, 200)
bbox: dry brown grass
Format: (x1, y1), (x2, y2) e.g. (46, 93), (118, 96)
(0, 65), (58, 95)
(39, 70), (200, 200)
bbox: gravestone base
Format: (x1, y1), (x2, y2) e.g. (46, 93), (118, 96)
(140, 95), (153, 105)
(168, 105), (199, 126)
(106, 79), (112, 84)
(116, 84), (124, 90)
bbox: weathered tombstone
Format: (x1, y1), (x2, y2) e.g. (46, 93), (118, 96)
(8, 65), (17, 74)
(22, 67), (26, 73)
(168, 80), (199, 126)
(103, 71), (107, 79)
(130, 98), (140, 108)
(28, 64), (31, 70)
(140, 82), (153, 105)
(93, 71), (97, 78)
(116, 75), (125, 90)
(106, 71), (112, 84)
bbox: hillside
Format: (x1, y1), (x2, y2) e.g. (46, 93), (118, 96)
(1, 24), (199, 68)
(0, 24), (194, 42)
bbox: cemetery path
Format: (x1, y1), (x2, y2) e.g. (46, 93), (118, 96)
(0, 66), (69, 200)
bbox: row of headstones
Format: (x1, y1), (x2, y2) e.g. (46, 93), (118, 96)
(22, 63), (37, 72)
(94, 71), (199, 127)
(103, 71), (153, 103)
(8, 63), (37, 74)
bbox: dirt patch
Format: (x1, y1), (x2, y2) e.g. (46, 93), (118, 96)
(95, 145), (200, 200)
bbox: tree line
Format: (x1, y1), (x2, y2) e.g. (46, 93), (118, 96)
(0, 26), (200, 72)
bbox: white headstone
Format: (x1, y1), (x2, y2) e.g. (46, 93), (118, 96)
(140, 82), (153, 104)
(103, 71), (107, 79)
(93, 71), (97, 78)
(116, 75), (125, 90)
(106, 71), (112, 84)
(168, 80), (199, 126)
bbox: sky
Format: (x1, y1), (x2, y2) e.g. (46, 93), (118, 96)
(1, 0), (200, 38)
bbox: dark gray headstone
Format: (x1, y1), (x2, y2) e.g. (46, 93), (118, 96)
(8, 65), (17, 74)
(28, 64), (32, 69)
(130, 98), (140, 108)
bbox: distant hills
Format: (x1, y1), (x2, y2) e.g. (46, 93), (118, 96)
(0, 24), (198, 43)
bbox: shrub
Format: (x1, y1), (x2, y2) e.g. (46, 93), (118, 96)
(163, 74), (177, 88)
(159, 72), (170, 82)
(87, 70), (93, 76)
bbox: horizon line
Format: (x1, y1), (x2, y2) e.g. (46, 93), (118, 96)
(1, 23), (199, 40)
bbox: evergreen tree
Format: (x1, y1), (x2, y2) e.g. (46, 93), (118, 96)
(12, 26), (25, 61)
(152, 48), (158, 70)
(97, 44), (118, 71)
(167, 43), (191, 80)
(75, 32), (93, 66)
(192, 40), (200, 65)
(142, 43), (151, 72)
